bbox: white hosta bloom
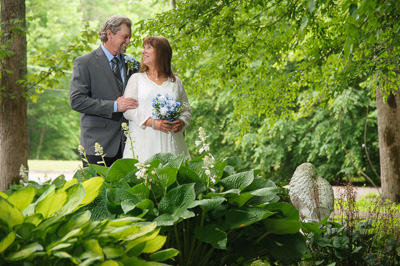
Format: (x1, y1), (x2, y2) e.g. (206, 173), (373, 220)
(136, 168), (147, 179)
(210, 175), (217, 184)
(121, 122), (129, 131)
(94, 142), (104, 156)
(205, 169), (211, 176)
(195, 140), (202, 147)
(135, 161), (150, 169)
(78, 145), (85, 155)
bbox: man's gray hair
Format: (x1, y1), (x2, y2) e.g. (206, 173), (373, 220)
(98, 15), (132, 42)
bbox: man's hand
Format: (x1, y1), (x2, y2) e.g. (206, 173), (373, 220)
(117, 95), (138, 112)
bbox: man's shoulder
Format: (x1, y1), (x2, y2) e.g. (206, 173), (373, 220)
(75, 46), (102, 62)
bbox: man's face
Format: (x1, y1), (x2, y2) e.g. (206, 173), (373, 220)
(106, 23), (131, 55)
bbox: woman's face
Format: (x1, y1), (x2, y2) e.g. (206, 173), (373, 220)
(142, 43), (156, 67)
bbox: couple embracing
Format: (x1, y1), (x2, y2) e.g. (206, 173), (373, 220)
(70, 15), (192, 167)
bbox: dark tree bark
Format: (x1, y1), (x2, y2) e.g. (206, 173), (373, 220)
(376, 86), (400, 203)
(0, 0), (28, 190)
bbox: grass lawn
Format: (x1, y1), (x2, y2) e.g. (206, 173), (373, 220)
(28, 160), (82, 171)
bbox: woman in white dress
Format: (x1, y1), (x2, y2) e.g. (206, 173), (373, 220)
(122, 36), (192, 161)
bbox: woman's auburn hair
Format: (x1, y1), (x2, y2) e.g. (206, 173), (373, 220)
(139, 36), (176, 82)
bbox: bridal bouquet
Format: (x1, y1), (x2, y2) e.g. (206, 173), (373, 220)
(152, 94), (183, 122)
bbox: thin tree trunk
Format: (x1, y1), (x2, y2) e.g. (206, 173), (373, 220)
(35, 127), (48, 160)
(0, 0), (28, 190)
(170, 0), (176, 9)
(376, 87), (400, 203)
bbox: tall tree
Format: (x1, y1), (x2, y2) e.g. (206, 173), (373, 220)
(135, 0), (400, 202)
(0, 0), (28, 190)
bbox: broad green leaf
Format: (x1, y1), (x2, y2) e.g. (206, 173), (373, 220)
(158, 183), (196, 215)
(106, 158), (138, 182)
(53, 251), (80, 264)
(205, 189), (241, 198)
(57, 210), (91, 237)
(177, 165), (202, 184)
(83, 239), (104, 257)
(124, 222), (158, 241)
(265, 202), (300, 220)
(15, 222), (35, 240)
(188, 197), (226, 211)
(164, 153), (185, 169)
(264, 233), (307, 263)
(263, 218), (301, 234)
(77, 176), (105, 209)
(224, 207), (275, 229)
(56, 183), (85, 216)
(7, 186), (36, 212)
(194, 224), (227, 249)
(0, 231), (15, 253)
(73, 167), (97, 181)
(90, 164), (108, 178)
(100, 260), (120, 266)
(35, 190), (68, 219)
(150, 248), (180, 262)
(126, 226), (160, 250)
(0, 191), (8, 199)
(103, 247), (124, 259)
(142, 235), (166, 253)
(156, 167), (178, 188)
(6, 242), (43, 261)
(228, 193), (254, 207)
(154, 213), (178, 226)
(130, 184), (150, 200)
(24, 213), (43, 226)
(218, 170), (254, 191)
(0, 197), (24, 229)
(61, 178), (79, 191)
(145, 152), (176, 165)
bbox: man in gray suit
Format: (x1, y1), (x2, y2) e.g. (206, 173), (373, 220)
(70, 15), (138, 167)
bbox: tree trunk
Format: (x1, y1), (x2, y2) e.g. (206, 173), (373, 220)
(0, 0), (28, 190)
(170, 0), (176, 9)
(376, 87), (400, 203)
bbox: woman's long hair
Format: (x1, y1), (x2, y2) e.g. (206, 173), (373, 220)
(139, 36), (176, 82)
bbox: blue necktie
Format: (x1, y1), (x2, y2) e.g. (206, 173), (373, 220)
(111, 57), (123, 94)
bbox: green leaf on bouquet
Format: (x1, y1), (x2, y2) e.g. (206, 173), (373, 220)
(106, 158), (138, 182)
(218, 170), (254, 191)
(194, 224), (227, 249)
(150, 248), (180, 262)
(7, 186), (36, 212)
(223, 207), (275, 229)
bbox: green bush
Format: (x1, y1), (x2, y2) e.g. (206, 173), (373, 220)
(0, 176), (178, 265)
(81, 151), (307, 265)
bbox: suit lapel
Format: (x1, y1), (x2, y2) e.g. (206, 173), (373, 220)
(95, 46), (121, 97)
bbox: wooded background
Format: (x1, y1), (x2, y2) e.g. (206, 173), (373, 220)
(1, 0), (399, 202)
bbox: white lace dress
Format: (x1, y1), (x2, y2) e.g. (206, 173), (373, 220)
(122, 72), (192, 161)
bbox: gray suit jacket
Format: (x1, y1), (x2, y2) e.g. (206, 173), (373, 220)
(70, 46), (131, 157)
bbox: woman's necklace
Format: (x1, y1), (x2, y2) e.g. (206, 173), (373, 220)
(147, 71), (165, 81)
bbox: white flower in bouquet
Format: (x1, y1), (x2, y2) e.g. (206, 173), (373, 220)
(152, 94), (183, 122)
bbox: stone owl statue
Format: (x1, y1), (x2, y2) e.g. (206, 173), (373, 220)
(289, 163), (334, 222)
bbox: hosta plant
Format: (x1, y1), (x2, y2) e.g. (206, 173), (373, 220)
(80, 152), (308, 265)
(0, 176), (178, 265)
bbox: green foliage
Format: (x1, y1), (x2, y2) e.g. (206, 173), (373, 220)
(0, 176), (178, 265)
(81, 150), (307, 265)
(301, 185), (400, 265)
